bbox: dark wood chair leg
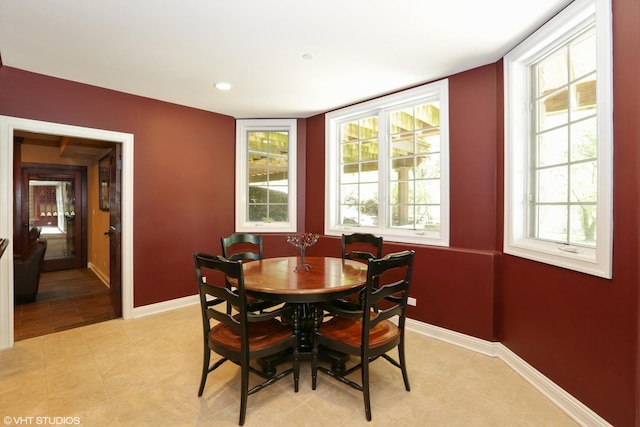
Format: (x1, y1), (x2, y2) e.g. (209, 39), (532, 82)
(198, 348), (210, 397)
(362, 358), (372, 421)
(239, 364), (249, 426)
(399, 342), (410, 391)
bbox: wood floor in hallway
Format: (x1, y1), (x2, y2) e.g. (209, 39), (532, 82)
(13, 268), (119, 341)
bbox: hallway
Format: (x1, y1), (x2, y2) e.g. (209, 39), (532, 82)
(14, 268), (119, 341)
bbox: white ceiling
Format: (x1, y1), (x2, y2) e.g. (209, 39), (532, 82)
(0, 0), (572, 119)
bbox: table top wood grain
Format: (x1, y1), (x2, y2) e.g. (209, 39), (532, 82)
(241, 256), (368, 303)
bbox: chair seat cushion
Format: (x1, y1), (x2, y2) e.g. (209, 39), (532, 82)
(319, 315), (399, 348)
(209, 319), (293, 352)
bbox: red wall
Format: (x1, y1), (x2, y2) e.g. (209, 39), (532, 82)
(0, 67), (237, 306)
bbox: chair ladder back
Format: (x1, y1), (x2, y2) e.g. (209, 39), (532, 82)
(341, 233), (383, 261)
(221, 233), (263, 261)
(221, 234), (281, 315)
(362, 250), (415, 329)
(203, 295), (242, 333)
(194, 252), (248, 335)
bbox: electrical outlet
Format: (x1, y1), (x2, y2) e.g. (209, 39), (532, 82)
(408, 297), (417, 306)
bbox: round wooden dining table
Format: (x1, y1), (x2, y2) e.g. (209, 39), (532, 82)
(241, 256), (368, 374)
(241, 256), (368, 303)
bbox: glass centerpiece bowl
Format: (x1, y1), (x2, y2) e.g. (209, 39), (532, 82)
(287, 232), (319, 272)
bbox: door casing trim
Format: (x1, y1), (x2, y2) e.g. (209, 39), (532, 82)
(0, 115), (134, 349)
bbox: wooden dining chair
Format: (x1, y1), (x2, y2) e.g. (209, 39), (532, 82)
(194, 252), (300, 426)
(221, 233), (280, 313)
(336, 233), (384, 310)
(341, 232), (383, 262)
(311, 250), (415, 421)
(221, 233), (263, 261)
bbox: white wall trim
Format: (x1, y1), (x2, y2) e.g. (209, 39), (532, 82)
(132, 294), (199, 318)
(499, 345), (610, 427)
(87, 262), (110, 288)
(0, 115), (134, 349)
(407, 318), (500, 357)
(407, 319), (612, 427)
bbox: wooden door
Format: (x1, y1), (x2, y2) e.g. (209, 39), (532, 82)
(107, 145), (123, 317)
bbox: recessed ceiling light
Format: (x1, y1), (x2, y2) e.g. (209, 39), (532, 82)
(302, 53), (313, 60)
(214, 82), (232, 91)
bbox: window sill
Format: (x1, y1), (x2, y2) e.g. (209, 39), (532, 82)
(504, 238), (611, 279)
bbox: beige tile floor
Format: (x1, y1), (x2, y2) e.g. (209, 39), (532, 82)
(0, 304), (578, 426)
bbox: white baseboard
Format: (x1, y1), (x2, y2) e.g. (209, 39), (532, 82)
(406, 319), (612, 427)
(87, 262), (110, 288)
(406, 319), (501, 357)
(132, 294), (199, 318)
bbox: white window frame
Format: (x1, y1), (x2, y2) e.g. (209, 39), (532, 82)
(504, 0), (613, 278)
(325, 80), (450, 246)
(235, 119), (297, 233)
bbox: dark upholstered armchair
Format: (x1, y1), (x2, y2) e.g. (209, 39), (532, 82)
(28, 226), (42, 244)
(14, 239), (47, 304)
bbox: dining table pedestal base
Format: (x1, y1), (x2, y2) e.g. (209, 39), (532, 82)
(256, 302), (349, 376)
(257, 346), (349, 377)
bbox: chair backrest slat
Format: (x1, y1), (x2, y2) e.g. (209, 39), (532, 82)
(361, 250), (414, 338)
(341, 233), (383, 262)
(221, 233), (263, 261)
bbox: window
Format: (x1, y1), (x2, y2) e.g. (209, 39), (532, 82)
(236, 119), (297, 232)
(325, 80), (450, 246)
(504, 0), (613, 278)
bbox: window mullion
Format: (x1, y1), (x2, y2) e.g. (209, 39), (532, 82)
(378, 111), (388, 230)
(529, 71), (537, 240)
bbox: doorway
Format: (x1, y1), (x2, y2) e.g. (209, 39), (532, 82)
(0, 115), (135, 349)
(20, 164), (87, 272)
(13, 139), (118, 340)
